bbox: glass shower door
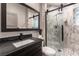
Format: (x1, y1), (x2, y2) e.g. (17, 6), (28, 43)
(47, 11), (63, 50)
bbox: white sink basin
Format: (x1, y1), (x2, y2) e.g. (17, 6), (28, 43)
(12, 39), (34, 48)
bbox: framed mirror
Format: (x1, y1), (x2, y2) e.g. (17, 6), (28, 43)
(1, 3), (40, 32)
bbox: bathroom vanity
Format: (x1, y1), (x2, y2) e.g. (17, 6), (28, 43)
(0, 3), (42, 56)
(0, 34), (43, 56)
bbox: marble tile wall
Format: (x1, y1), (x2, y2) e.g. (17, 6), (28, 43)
(64, 22), (79, 55)
(60, 4), (79, 55)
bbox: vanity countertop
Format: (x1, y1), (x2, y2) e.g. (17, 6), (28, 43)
(0, 37), (43, 56)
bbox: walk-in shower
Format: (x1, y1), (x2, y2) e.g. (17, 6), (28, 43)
(46, 9), (63, 50)
(42, 3), (78, 56)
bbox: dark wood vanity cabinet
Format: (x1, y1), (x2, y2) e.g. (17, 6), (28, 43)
(19, 42), (42, 56)
(0, 34), (43, 56)
(7, 41), (42, 56)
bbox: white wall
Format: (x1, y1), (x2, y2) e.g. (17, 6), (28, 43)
(0, 3), (39, 38)
(39, 3), (47, 45)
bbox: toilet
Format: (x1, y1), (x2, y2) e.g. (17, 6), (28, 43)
(42, 47), (56, 56)
(38, 35), (56, 56)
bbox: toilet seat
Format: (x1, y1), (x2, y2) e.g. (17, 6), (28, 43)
(42, 47), (56, 56)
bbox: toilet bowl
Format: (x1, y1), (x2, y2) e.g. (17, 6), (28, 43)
(42, 47), (56, 56)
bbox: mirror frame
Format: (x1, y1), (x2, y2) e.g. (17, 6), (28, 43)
(1, 3), (40, 32)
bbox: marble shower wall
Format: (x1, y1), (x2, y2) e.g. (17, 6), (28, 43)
(63, 22), (79, 54)
(63, 4), (79, 54)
